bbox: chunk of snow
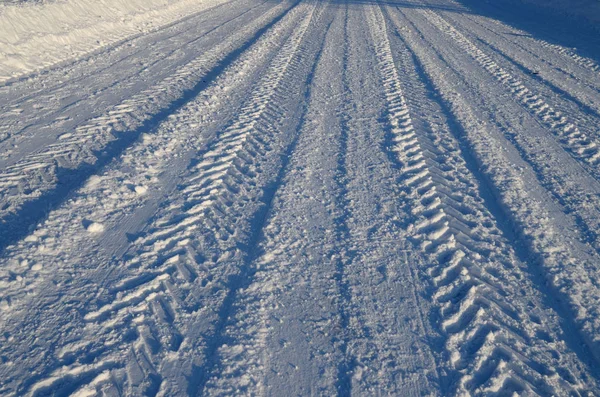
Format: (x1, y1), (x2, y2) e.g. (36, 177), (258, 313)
(86, 222), (105, 233)
(86, 175), (103, 188)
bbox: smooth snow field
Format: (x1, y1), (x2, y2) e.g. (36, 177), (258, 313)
(2, 0), (600, 395)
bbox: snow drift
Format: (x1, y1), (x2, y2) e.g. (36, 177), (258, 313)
(0, 0), (227, 83)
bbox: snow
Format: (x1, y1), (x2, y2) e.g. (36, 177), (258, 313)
(0, 0), (229, 82)
(2, 0), (600, 395)
(134, 185), (148, 195)
(496, 0), (600, 25)
(85, 221), (105, 234)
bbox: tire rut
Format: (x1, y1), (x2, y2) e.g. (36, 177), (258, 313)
(0, 2), (316, 395)
(0, 0), (298, 258)
(62, 2), (323, 395)
(377, 3), (600, 395)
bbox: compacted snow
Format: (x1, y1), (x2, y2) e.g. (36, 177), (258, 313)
(1, 0), (600, 395)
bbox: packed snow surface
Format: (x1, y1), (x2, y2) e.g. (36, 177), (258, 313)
(2, 0), (600, 395)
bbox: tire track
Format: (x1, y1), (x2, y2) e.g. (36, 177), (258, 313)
(0, 0), (298, 257)
(375, 4), (598, 395)
(419, 9), (600, 170)
(438, 4), (600, 94)
(0, 2), (314, 395)
(201, 4), (442, 395)
(388, 0), (600, 388)
(0, 0), (268, 148)
(411, 9), (600, 260)
(454, 6), (600, 83)
(434, 7), (600, 138)
(199, 8), (339, 395)
(537, 41), (600, 77)
(329, 5), (440, 395)
(3, 1), (600, 396)
(0, 18), (292, 315)
(455, 10), (600, 97)
(430, 6), (600, 168)
(22, 3), (324, 395)
(0, 0), (286, 172)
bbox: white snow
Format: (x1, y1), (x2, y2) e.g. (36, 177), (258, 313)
(134, 185), (148, 195)
(2, 0), (600, 395)
(85, 222), (105, 234)
(0, 0), (229, 82)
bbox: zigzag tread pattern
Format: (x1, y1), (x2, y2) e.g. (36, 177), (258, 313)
(24, 3), (321, 396)
(0, 0), (304, 325)
(0, 1), (292, 227)
(420, 9), (600, 170)
(369, 4), (588, 395)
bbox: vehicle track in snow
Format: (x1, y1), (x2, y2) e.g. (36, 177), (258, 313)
(0, 0), (258, 158)
(413, 0), (600, 283)
(455, 0), (600, 80)
(392, 2), (600, 369)
(450, 9), (600, 100)
(0, 0), (308, 334)
(201, 5), (441, 395)
(386, 0), (600, 390)
(6, 2), (333, 395)
(421, 10), (600, 169)
(200, 8), (350, 395)
(0, 1), (320, 395)
(376, 4), (599, 394)
(2, 0), (600, 395)
(0, 0), (297, 257)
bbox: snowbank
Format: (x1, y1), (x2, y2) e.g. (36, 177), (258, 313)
(0, 0), (227, 83)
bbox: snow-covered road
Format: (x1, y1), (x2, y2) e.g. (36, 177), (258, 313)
(2, 0), (600, 395)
